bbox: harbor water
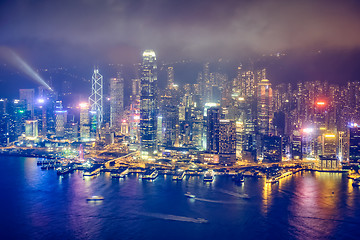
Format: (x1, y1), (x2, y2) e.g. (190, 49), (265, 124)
(1, 156), (360, 240)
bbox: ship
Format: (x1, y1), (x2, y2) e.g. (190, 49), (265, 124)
(111, 168), (129, 178)
(141, 168), (159, 180)
(83, 164), (102, 177)
(203, 170), (214, 182)
(352, 178), (360, 187)
(172, 170), (186, 181)
(232, 173), (245, 183)
(86, 196), (104, 201)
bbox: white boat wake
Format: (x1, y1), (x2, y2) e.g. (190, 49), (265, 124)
(139, 212), (208, 223)
(218, 189), (250, 199)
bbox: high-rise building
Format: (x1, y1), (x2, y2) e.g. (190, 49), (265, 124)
(19, 89), (35, 118)
(140, 50), (158, 156)
(349, 126), (360, 165)
(89, 68), (103, 129)
(206, 107), (220, 153)
(322, 133), (337, 157)
(219, 119), (236, 163)
(257, 79), (273, 135)
(110, 76), (124, 130)
(79, 103), (90, 140)
(25, 120), (38, 138)
(55, 110), (67, 137)
(262, 135), (282, 162)
(167, 66), (175, 89)
(129, 79), (141, 143)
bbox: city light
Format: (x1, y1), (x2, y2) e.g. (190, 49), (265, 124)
(302, 128), (314, 134)
(79, 102), (89, 109)
(316, 101), (326, 106)
(324, 134), (336, 138)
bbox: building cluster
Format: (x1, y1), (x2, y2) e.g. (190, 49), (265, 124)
(1, 50), (360, 166)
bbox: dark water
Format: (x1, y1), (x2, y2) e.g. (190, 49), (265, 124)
(1, 156), (360, 240)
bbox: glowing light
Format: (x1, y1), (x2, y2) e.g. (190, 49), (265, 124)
(349, 122), (358, 128)
(324, 134), (336, 138)
(37, 98), (45, 104)
(303, 128), (314, 134)
(316, 101), (325, 106)
(79, 102), (89, 109)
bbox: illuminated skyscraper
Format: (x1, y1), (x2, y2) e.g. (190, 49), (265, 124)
(25, 120), (38, 138)
(79, 103), (90, 140)
(140, 50), (158, 156)
(110, 76), (124, 130)
(167, 66), (175, 89)
(89, 68), (103, 129)
(55, 110), (67, 137)
(257, 79), (273, 135)
(19, 89), (35, 118)
(219, 119), (236, 163)
(206, 107), (220, 154)
(349, 126), (360, 165)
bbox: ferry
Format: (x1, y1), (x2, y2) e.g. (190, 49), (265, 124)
(232, 173), (245, 183)
(172, 170), (186, 181)
(184, 192), (196, 198)
(57, 164), (76, 175)
(203, 170), (214, 182)
(83, 167), (101, 177)
(266, 177), (279, 184)
(83, 164), (102, 177)
(111, 168), (129, 178)
(141, 168), (159, 180)
(86, 196), (104, 201)
(352, 178), (360, 187)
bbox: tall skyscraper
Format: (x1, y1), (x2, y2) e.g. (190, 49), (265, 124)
(79, 103), (90, 140)
(206, 107), (220, 153)
(349, 126), (360, 165)
(25, 120), (38, 138)
(55, 110), (67, 137)
(140, 50), (158, 156)
(219, 119), (236, 163)
(167, 66), (175, 89)
(19, 89), (35, 118)
(89, 68), (103, 129)
(257, 79), (273, 135)
(110, 76), (124, 130)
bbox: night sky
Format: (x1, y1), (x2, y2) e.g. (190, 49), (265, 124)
(1, 0), (360, 97)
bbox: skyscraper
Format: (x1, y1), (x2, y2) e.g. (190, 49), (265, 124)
(257, 79), (273, 135)
(19, 89), (35, 118)
(219, 119), (236, 163)
(140, 50), (158, 156)
(349, 126), (360, 165)
(206, 107), (220, 154)
(55, 110), (67, 138)
(79, 103), (90, 140)
(110, 76), (124, 130)
(89, 68), (103, 129)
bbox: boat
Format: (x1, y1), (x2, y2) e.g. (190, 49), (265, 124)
(172, 170), (186, 181)
(86, 196), (104, 201)
(232, 173), (245, 183)
(266, 177), (279, 184)
(203, 170), (214, 182)
(141, 168), (159, 180)
(184, 192), (196, 198)
(352, 178), (360, 187)
(83, 165), (101, 177)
